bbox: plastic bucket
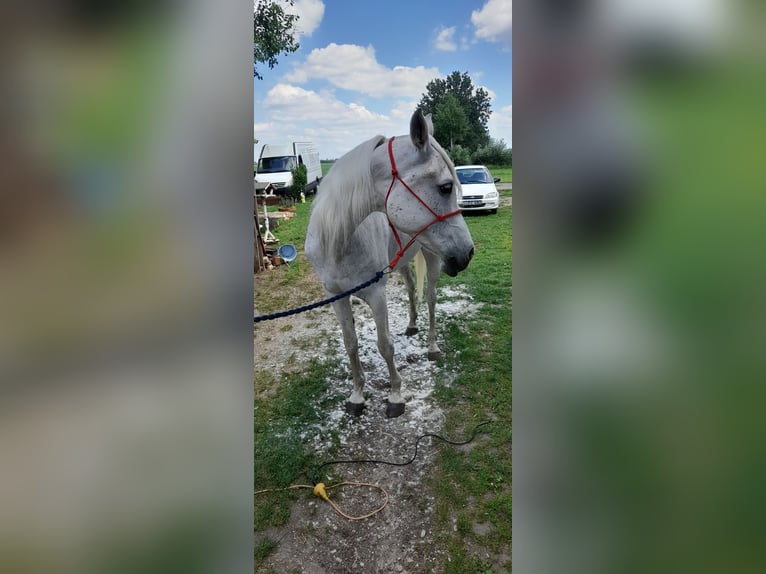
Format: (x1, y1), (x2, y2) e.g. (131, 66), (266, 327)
(278, 243), (297, 263)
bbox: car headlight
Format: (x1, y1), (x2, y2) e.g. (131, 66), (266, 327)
(485, 191), (498, 199)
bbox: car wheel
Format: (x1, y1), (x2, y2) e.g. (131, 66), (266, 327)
(489, 208), (497, 214)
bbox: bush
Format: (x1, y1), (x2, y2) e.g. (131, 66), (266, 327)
(449, 144), (472, 166)
(471, 138), (512, 166)
(290, 163), (307, 199)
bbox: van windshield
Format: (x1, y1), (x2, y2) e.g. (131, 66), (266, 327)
(258, 156), (296, 173)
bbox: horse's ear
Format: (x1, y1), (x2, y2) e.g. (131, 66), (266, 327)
(424, 113), (434, 136)
(410, 109), (430, 152)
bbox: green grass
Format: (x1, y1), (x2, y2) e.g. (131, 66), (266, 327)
(255, 196), (325, 315)
(430, 205), (512, 569)
(485, 165), (512, 183)
(259, 195), (313, 253)
(320, 161), (334, 177)
(253, 358), (343, 569)
(445, 543), (494, 574)
(254, 538), (277, 564)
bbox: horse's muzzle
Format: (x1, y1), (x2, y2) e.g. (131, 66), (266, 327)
(443, 246), (474, 277)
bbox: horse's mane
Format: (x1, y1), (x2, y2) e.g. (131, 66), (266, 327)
(310, 134), (387, 260)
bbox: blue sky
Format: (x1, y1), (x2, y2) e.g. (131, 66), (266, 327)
(254, 0), (512, 160)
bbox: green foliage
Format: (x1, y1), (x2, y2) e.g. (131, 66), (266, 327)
(449, 144), (473, 166)
(419, 71), (492, 152)
(290, 163), (307, 198)
(434, 93), (469, 152)
(254, 0), (300, 80)
(472, 138), (512, 166)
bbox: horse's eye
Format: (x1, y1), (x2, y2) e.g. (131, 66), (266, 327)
(438, 182), (453, 195)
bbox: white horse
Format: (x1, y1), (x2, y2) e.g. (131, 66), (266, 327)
(306, 109), (474, 418)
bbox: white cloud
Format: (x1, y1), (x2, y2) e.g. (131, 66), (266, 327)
(284, 43), (441, 98)
(258, 83), (404, 158)
(256, 84), (430, 158)
(472, 0), (512, 49)
(254, 121), (273, 134)
(488, 104), (512, 146)
(496, 103), (512, 124)
(263, 84), (387, 124)
(284, 0), (325, 39)
(479, 84), (497, 102)
(434, 26), (458, 52)
(389, 100), (420, 120)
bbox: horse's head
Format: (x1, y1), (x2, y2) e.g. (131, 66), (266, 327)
(378, 109), (475, 276)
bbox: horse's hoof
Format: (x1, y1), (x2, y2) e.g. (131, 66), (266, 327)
(427, 349), (443, 361)
(385, 401), (405, 418)
(345, 401), (365, 417)
(404, 326), (419, 336)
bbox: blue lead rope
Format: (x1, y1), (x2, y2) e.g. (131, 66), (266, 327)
(254, 271), (386, 323)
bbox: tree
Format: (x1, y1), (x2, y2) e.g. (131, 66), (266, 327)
(472, 138), (512, 166)
(448, 144), (472, 166)
(418, 71), (492, 152)
(254, 0), (300, 80)
(433, 93), (469, 153)
(290, 163), (307, 199)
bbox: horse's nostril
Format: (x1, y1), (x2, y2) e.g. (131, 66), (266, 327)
(468, 247), (475, 261)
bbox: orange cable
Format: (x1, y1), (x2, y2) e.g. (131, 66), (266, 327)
(255, 482), (389, 521)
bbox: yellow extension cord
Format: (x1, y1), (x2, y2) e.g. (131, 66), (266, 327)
(255, 482), (389, 521)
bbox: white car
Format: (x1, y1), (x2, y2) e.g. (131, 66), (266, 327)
(456, 165), (500, 214)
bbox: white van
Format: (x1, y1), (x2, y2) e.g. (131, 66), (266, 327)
(255, 141), (322, 195)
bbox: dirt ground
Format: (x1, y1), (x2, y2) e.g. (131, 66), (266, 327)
(255, 270), (484, 574)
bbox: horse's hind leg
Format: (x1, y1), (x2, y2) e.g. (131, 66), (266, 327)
(366, 288), (405, 418)
(425, 250), (443, 361)
(332, 298), (366, 416)
(399, 264), (418, 336)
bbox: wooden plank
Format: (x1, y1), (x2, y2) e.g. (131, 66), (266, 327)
(254, 212), (267, 273)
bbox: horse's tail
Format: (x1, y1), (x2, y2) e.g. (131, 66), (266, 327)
(414, 249), (427, 303)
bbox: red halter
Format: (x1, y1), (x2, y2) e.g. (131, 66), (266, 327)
(384, 136), (462, 270)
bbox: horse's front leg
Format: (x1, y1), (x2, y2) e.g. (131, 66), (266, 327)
(366, 289), (405, 418)
(425, 251), (443, 361)
(332, 298), (366, 416)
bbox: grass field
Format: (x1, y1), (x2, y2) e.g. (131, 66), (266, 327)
(320, 160), (334, 177)
(432, 204), (512, 572)
(486, 166), (512, 183)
